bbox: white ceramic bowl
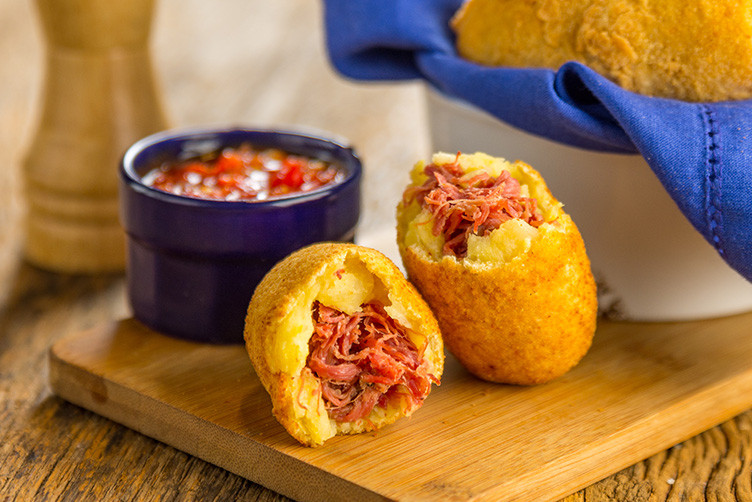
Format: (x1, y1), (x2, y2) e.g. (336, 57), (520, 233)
(426, 87), (752, 321)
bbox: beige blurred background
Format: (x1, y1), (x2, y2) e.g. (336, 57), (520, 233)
(0, 0), (429, 283)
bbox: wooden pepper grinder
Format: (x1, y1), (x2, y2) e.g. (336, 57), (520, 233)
(23, 0), (168, 273)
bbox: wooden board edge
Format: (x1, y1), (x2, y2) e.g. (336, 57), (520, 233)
(48, 333), (391, 502)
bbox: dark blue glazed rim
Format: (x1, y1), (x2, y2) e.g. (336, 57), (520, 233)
(120, 126), (362, 344)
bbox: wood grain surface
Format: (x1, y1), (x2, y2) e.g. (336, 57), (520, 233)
(2, 0), (752, 500)
(49, 313), (752, 501)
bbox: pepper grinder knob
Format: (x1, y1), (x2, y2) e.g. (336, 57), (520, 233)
(23, 0), (168, 272)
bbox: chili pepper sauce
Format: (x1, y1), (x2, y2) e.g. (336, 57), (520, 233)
(141, 143), (343, 201)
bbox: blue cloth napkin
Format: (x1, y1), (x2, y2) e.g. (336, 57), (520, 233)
(323, 0), (752, 282)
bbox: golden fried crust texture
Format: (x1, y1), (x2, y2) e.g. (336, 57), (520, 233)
(396, 153), (597, 385)
(452, 0), (752, 102)
(244, 242), (444, 446)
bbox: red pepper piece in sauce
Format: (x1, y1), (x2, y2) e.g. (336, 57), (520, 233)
(214, 151), (245, 174)
(182, 161), (212, 178)
(271, 158), (305, 190)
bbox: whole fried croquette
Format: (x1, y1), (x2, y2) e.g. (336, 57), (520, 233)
(396, 152), (597, 385)
(244, 242), (444, 446)
(452, 0), (752, 102)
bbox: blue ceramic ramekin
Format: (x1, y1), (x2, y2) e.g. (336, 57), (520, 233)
(120, 127), (362, 344)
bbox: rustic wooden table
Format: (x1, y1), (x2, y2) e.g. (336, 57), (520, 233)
(2, 0), (751, 500)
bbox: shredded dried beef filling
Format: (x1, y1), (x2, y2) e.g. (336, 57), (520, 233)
(403, 158), (545, 258)
(306, 300), (438, 422)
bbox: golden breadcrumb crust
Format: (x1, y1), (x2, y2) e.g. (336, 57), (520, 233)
(396, 153), (597, 385)
(452, 0), (752, 102)
(244, 242), (444, 446)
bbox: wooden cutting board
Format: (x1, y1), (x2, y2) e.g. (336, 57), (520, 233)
(49, 313), (752, 501)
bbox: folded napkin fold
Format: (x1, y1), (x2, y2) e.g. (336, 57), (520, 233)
(323, 0), (752, 282)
